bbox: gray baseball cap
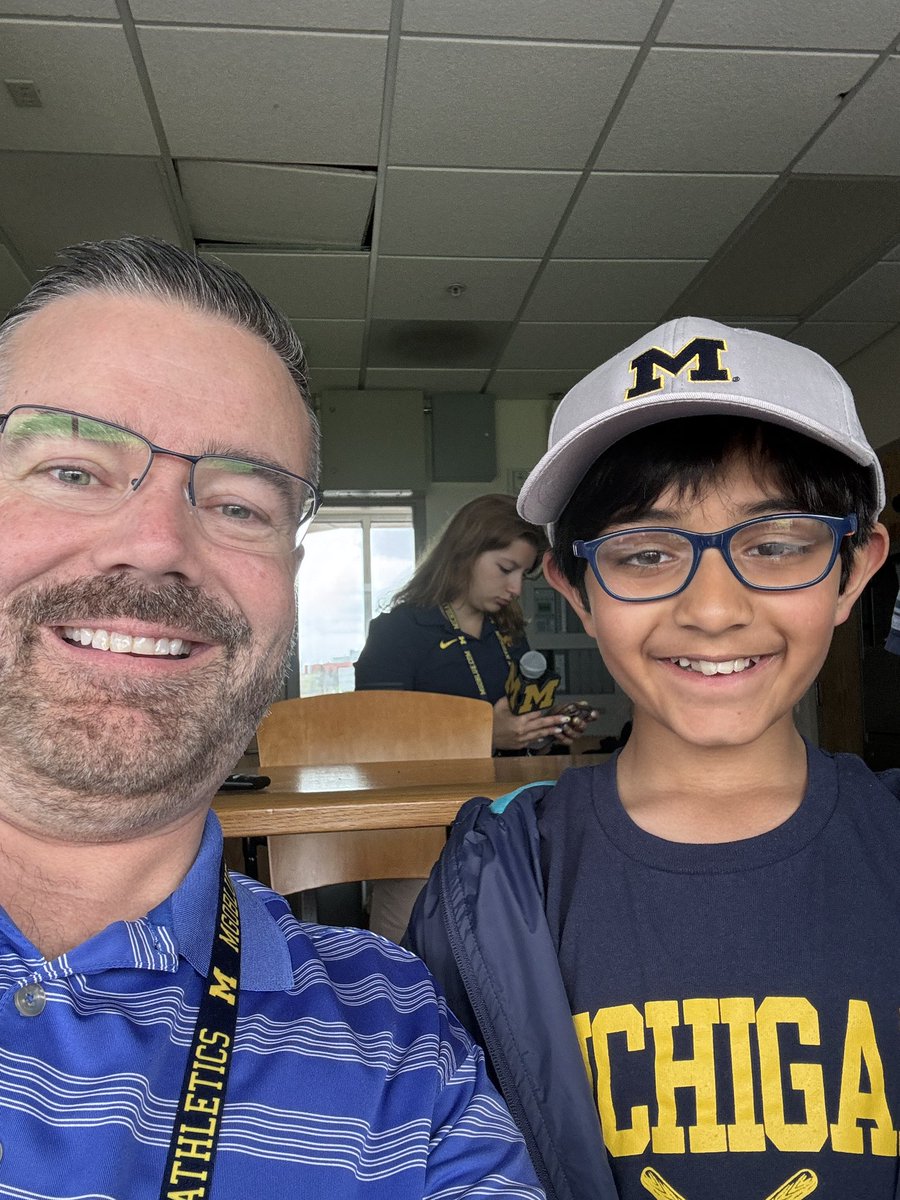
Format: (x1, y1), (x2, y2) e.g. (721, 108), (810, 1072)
(518, 317), (885, 526)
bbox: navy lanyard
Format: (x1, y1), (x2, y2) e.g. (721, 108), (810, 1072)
(160, 856), (241, 1199)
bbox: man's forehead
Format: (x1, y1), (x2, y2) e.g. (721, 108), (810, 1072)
(8, 289), (251, 357)
(3, 290), (311, 470)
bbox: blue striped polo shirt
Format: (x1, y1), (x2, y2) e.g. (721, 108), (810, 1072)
(0, 812), (543, 1198)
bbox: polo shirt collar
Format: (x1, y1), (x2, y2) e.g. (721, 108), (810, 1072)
(412, 604), (452, 628)
(0, 813), (293, 992)
(159, 809), (294, 991)
(412, 604), (497, 640)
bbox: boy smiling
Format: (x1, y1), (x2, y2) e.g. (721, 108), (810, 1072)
(407, 319), (899, 1200)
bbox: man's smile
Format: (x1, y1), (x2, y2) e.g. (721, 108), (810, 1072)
(60, 625), (193, 658)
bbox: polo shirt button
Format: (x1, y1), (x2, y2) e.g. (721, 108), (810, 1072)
(14, 983), (46, 1016)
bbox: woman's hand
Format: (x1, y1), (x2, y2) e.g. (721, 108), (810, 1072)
(491, 699), (601, 753)
(549, 708), (598, 749)
(491, 697), (568, 753)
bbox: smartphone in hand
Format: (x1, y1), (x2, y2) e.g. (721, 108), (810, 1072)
(551, 700), (598, 722)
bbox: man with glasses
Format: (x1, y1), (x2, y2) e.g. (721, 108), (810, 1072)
(0, 237), (543, 1198)
(407, 320), (900, 1200)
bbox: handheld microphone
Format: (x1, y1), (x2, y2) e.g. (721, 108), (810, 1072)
(506, 650), (561, 715)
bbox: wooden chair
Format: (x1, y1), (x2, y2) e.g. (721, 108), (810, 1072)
(255, 690), (494, 918)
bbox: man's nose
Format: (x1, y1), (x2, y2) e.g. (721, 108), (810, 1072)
(85, 456), (205, 583)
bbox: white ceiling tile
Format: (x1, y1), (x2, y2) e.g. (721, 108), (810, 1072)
(0, 153), (182, 271)
(524, 260), (704, 321)
(307, 367), (360, 393)
(0, 244), (29, 314)
(799, 57), (900, 174)
(137, 27), (386, 164)
(659, 0), (900, 50)
(490, 368), (587, 396)
(364, 368), (490, 390)
(291, 319), (364, 367)
(556, 173), (775, 258)
(0, 2), (115, 14)
(373, 257), (538, 320)
(597, 48), (875, 172)
(813, 263), (900, 321)
(204, 251), (369, 319)
(499, 322), (653, 369)
(380, 167), (578, 257)
(390, 38), (639, 169)
(179, 161), (374, 247)
(131, 0), (391, 29)
(788, 321), (894, 364)
(402, 0), (658, 41)
(0, 21), (158, 154)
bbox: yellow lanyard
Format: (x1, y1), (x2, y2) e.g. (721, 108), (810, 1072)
(441, 603), (512, 698)
(160, 857), (240, 1199)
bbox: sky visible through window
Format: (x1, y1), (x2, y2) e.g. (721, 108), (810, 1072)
(296, 508), (415, 695)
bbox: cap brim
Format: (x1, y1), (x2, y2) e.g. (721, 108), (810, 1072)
(518, 390), (884, 525)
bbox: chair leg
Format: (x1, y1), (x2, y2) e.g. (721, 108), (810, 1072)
(298, 890), (318, 923)
(242, 836), (264, 879)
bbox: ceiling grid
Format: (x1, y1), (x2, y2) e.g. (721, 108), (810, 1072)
(0, 0), (897, 418)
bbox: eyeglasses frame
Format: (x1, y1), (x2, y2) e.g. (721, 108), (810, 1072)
(0, 403), (323, 549)
(573, 511), (858, 603)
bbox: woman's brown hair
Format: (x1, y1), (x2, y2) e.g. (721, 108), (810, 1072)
(392, 493), (548, 639)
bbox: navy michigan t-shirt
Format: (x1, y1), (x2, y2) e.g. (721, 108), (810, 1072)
(540, 746), (900, 1200)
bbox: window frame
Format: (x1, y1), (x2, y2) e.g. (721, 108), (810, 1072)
(284, 497), (423, 699)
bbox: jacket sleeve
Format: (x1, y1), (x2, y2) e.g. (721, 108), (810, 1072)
(406, 789), (618, 1200)
(406, 843), (482, 1043)
(354, 609), (419, 691)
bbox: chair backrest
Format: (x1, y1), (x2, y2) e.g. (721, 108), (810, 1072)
(256, 690), (494, 767)
(256, 691), (494, 895)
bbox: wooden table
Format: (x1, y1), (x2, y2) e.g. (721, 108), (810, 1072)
(214, 753), (600, 838)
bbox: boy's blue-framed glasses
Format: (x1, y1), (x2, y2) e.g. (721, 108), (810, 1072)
(0, 404), (322, 556)
(573, 512), (858, 602)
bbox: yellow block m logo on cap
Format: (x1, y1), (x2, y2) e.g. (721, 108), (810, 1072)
(626, 336), (731, 400)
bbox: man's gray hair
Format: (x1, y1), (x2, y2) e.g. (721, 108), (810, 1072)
(0, 235), (321, 482)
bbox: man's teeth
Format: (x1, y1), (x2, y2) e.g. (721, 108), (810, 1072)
(63, 628), (188, 657)
(671, 656), (761, 675)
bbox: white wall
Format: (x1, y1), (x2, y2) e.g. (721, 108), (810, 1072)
(841, 327), (900, 452)
(423, 394), (551, 541)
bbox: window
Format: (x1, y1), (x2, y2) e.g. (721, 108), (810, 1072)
(293, 505), (416, 696)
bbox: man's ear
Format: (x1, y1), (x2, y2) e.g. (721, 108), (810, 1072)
(292, 544), (305, 577)
(835, 521), (890, 626)
(542, 549), (595, 636)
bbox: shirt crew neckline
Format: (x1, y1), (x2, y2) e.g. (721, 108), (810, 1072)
(588, 740), (838, 874)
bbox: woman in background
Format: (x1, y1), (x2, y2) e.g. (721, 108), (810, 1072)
(355, 495), (590, 941)
(355, 493), (568, 753)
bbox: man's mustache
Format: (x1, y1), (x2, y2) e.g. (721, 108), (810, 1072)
(7, 573), (252, 655)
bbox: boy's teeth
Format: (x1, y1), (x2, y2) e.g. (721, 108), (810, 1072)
(63, 627), (187, 657)
(673, 656), (759, 675)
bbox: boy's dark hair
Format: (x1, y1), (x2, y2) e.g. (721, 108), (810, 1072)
(553, 415), (879, 603)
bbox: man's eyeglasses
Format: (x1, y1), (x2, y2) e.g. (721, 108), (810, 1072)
(0, 405), (322, 556)
(573, 512), (857, 603)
